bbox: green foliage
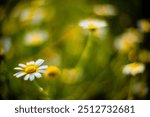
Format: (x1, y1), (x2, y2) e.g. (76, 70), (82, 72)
(0, 0), (149, 100)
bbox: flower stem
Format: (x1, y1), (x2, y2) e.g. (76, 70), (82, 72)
(76, 33), (93, 68)
(33, 81), (49, 99)
(128, 76), (136, 100)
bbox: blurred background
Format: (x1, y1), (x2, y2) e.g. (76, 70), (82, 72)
(0, 0), (150, 100)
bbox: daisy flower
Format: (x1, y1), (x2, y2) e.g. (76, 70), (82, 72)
(123, 62), (145, 76)
(79, 19), (107, 31)
(14, 59), (48, 81)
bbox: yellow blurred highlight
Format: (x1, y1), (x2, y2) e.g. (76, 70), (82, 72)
(61, 68), (81, 84)
(62, 25), (85, 55)
(0, 43), (4, 55)
(138, 19), (150, 33)
(45, 66), (61, 79)
(24, 30), (48, 46)
(114, 28), (141, 53)
(63, 25), (83, 41)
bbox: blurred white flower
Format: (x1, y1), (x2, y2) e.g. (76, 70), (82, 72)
(24, 30), (48, 46)
(14, 59), (48, 81)
(11, 2), (54, 25)
(123, 63), (145, 76)
(93, 4), (117, 16)
(79, 19), (107, 31)
(137, 19), (150, 33)
(114, 28), (141, 53)
(20, 7), (46, 24)
(0, 37), (11, 55)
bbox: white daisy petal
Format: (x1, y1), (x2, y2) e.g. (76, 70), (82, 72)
(27, 61), (35, 65)
(38, 65), (48, 70)
(14, 67), (23, 70)
(30, 61), (35, 64)
(123, 66), (130, 74)
(34, 72), (42, 78)
(14, 72), (22, 76)
(24, 74), (30, 80)
(19, 64), (26, 68)
(29, 74), (35, 81)
(15, 72), (26, 78)
(26, 62), (30, 65)
(39, 69), (46, 73)
(79, 19), (107, 30)
(35, 59), (44, 66)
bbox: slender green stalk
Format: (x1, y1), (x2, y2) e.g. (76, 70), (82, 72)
(128, 76), (136, 100)
(33, 81), (49, 99)
(75, 32), (93, 68)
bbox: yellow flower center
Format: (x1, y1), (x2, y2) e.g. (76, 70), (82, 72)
(30, 35), (42, 46)
(24, 65), (38, 74)
(121, 39), (134, 52)
(28, 9), (36, 20)
(140, 20), (150, 32)
(124, 39), (131, 47)
(129, 63), (140, 70)
(45, 66), (60, 78)
(88, 24), (97, 31)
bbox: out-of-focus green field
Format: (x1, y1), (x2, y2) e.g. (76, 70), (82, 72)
(0, 0), (150, 100)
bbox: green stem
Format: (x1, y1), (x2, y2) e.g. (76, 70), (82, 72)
(33, 81), (49, 99)
(128, 76), (136, 100)
(75, 33), (93, 68)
